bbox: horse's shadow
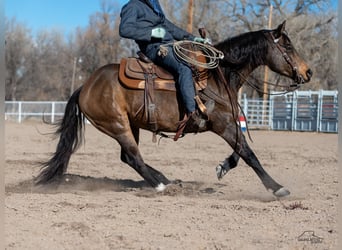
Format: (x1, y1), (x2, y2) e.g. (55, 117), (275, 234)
(5, 174), (224, 197)
(6, 174), (284, 202)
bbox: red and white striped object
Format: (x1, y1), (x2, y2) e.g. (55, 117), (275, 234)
(239, 115), (247, 132)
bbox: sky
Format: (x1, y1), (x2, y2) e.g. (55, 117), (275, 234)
(5, 0), (338, 38)
(5, 0), (127, 37)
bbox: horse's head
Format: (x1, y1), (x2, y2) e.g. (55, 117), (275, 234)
(265, 21), (312, 85)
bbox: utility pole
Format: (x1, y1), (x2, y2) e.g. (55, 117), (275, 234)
(71, 57), (77, 96)
(263, 5), (273, 124)
(71, 57), (82, 96)
(187, 0), (194, 33)
(263, 5), (273, 98)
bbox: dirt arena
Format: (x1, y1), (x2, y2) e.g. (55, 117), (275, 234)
(5, 121), (338, 249)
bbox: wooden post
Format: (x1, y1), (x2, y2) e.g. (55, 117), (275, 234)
(187, 0), (194, 33)
(71, 57), (77, 96)
(263, 5), (273, 124)
(263, 5), (273, 98)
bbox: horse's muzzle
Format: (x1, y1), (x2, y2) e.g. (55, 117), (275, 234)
(294, 68), (312, 85)
(306, 69), (313, 81)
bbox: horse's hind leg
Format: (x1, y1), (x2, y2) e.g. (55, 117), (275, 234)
(120, 126), (170, 186)
(117, 131), (170, 190)
(87, 115), (169, 190)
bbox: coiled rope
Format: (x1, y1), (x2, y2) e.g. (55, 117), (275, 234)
(159, 41), (224, 69)
(173, 40), (224, 69)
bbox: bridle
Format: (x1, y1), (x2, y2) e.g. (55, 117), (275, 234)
(235, 71), (300, 96)
(268, 31), (304, 87)
(235, 31), (305, 96)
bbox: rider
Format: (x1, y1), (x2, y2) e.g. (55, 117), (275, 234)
(119, 0), (212, 129)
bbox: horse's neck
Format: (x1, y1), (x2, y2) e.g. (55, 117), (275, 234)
(216, 31), (267, 90)
(237, 67), (256, 88)
(223, 65), (256, 91)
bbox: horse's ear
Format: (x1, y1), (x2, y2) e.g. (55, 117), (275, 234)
(273, 20), (286, 39)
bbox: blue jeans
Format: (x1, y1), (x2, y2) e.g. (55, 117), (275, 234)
(145, 44), (196, 113)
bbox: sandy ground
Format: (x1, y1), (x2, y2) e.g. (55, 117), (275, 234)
(5, 121), (338, 249)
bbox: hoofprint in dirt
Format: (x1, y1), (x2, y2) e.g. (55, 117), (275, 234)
(5, 121), (338, 249)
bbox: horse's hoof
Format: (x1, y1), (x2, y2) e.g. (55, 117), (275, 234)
(216, 164), (228, 180)
(273, 187), (290, 197)
(155, 183), (166, 192)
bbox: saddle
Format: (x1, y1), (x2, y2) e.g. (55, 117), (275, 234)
(118, 54), (208, 91)
(118, 51), (209, 141)
(119, 57), (176, 91)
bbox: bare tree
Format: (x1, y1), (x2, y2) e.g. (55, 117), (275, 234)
(25, 29), (72, 100)
(75, 0), (122, 82)
(5, 0), (337, 101)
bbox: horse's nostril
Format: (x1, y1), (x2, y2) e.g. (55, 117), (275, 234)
(306, 69), (313, 79)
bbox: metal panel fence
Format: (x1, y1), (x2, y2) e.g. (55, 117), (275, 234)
(269, 90), (338, 133)
(5, 90), (338, 133)
(240, 97), (271, 129)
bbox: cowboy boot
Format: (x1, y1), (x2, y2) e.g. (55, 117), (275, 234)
(188, 99), (215, 129)
(174, 99), (215, 141)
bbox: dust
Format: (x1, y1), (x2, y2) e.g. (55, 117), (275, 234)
(6, 174), (148, 194)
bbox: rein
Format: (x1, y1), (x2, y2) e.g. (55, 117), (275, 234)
(215, 66), (251, 147)
(235, 70), (300, 96)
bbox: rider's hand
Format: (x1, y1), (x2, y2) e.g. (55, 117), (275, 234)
(151, 27), (166, 38)
(194, 37), (212, 44)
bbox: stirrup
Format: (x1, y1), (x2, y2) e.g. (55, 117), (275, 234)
(173, 99), (215, 141)
(174, 114), (189, 141)
(173, 111), (205, 141)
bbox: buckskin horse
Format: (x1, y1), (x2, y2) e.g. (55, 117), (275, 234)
(36, 21), (312, 197)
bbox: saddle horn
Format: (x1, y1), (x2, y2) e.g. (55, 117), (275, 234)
(198, 27), (207, 39)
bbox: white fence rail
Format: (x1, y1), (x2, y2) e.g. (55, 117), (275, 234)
(5, 90), (338, 133)
(5, 101), (66, 123)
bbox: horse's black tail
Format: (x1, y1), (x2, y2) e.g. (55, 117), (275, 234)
(35, 87), (84, 185)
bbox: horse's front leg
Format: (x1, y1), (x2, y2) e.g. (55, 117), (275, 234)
(213, 120), (290, 197)
(216, 152), (240, 180)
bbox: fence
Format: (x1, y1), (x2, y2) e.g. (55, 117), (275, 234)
(5, 101), (67, 123)
(239, 90), (338, 133)
(5, 90), (338, 133)
(269, 90), (338, 133)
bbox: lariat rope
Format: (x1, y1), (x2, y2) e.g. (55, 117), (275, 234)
(159, 41), (224, 69)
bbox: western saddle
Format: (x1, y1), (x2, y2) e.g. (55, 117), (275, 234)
(118, 51), (209, 141)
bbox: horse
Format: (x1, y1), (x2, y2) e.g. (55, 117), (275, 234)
(35, 21), (312, 197)
(213, 20), (313, 181)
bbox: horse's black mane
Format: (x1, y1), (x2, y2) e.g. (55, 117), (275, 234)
(214, 29), (270, 69)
